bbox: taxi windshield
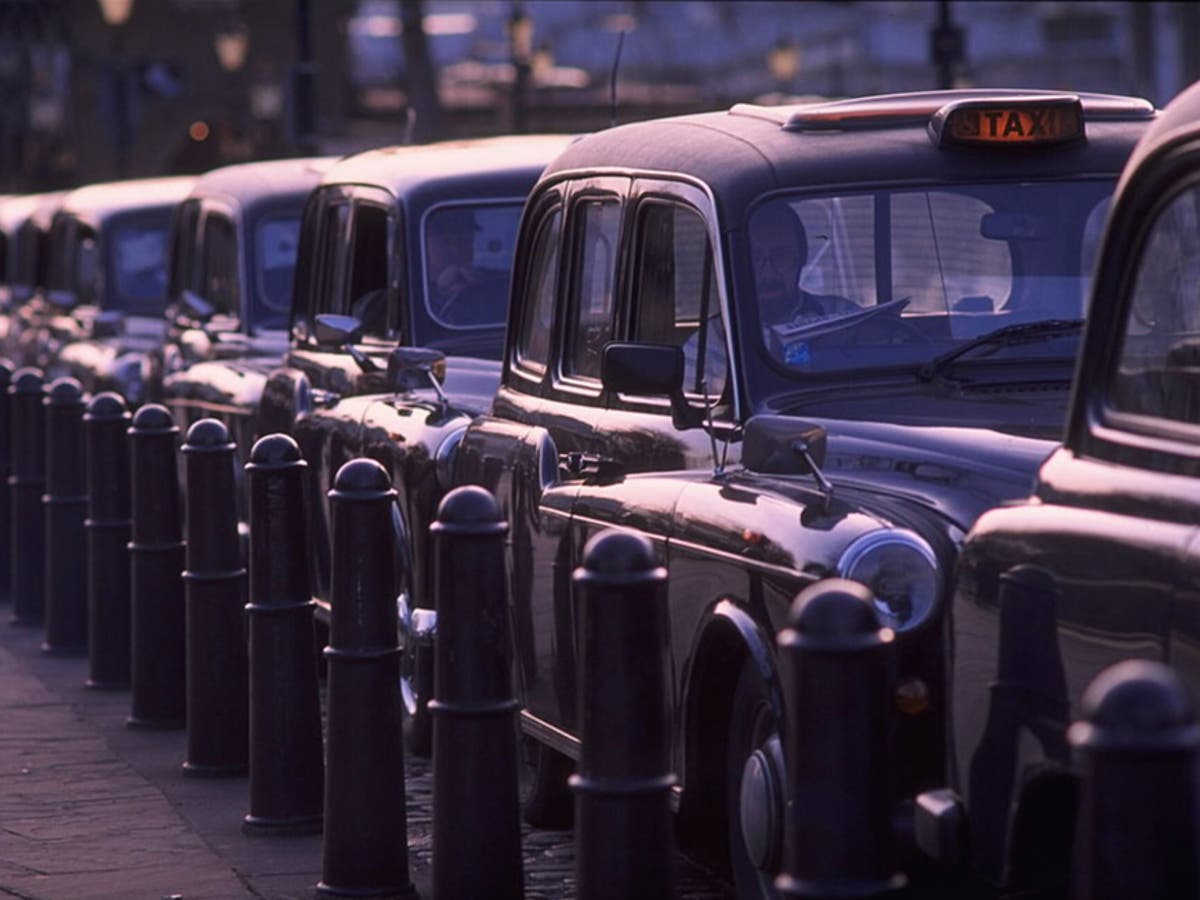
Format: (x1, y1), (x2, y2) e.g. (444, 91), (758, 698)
(416, 201), (523, 343)
(748, 180), (1113, 379)
(107, 218), (170, 315)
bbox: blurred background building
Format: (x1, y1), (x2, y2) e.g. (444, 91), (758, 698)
(0, 0), (1197, 191)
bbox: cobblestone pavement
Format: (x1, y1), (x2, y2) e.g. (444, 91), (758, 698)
(0, 616), (734, 899)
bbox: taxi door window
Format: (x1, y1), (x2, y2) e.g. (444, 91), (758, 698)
(169, 200), (201, 298)
(200, 213), (238, 318)
(632, 202), (726, 399)
(514, 207), (562, 378)
(75, 230), (101, 305)
(1110, 184), (1200, 423)
(346, 203), (390, 339)
(303, 201), (348, 334)
(564, 198), (621, 381)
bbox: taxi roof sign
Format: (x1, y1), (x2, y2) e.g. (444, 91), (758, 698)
(770, 89), (1153, 133)
(929, 96), (1085, 148)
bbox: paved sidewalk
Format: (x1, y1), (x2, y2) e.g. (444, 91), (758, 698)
(0, 614), (732, 899)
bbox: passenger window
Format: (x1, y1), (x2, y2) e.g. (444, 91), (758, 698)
(306, 202), (348, 330)
(200, 214), (238, 318)
(169, 201), (200, 299)
(632, 202), (726, 399)
(1110, 185), (1200, 423)
(514, 208), (562, 377)
(565, 199), (620, 381)
(75, 231), (101, 304)
(346, 204), (390, 339)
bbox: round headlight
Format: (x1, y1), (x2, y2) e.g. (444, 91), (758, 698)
(836, 529), (942, 633)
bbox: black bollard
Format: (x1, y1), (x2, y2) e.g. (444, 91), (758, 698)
(1069, 659), (1200, 899)
(84, 392), (132, 688)
(42, 377), (88, 655)
(0, 358), (12, 603)
(9, 367), (45, 626)
(127, 404), (186, 729)
(319, 458), (416, 898)
(570, 529), (676, 900)
(243, 433), (323, 834)
(181, 418), (248, 777)
(430, 485), (523, 899)
(775, 578), (905, 898)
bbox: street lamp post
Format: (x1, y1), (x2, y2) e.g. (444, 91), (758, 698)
(214, 18), (250, 161)
(97, 0), (135, 178)
(507, 2), (533, 134)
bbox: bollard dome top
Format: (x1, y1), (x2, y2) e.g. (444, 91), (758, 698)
(436, 487), (501, 528)
(11, 367), (44, 393)
(248, 432), (303, 468)
(331, 457), (393, 497)
(46, 377), (84, 405)
(0, 357), (12, 385)
(781, 578), (892, 651)
(577, 528), (663, 579)
(130, 403), (176, 433)
(1071, 659), (1200, 751)
(998, 563), (1061, 598)
(184, 417), (233, 450)
(85, 391), (128, 420)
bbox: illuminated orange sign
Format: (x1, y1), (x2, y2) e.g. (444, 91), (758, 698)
(933, 98), (1085, 148)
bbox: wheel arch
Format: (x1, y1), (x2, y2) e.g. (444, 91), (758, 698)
(676, 598), (783, 863)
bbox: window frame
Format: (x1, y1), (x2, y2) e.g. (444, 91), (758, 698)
(616, 177), (738, 423)
(552, 177), (630, 403)
(195, 202), (241, 324)
(1094, 165), (1200, 450)
(343, 188), (396, 344)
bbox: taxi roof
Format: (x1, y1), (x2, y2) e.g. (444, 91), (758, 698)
(0, 191), (67, 234)
(541, 89), (1155, 224)
(319, 134), (576, 204)
(57, 176), (197, 229)
(1115, 79), (1200, 196)
(184, 156), (337, 212)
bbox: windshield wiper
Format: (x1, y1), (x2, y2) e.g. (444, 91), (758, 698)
(917, 318), (1084, 383)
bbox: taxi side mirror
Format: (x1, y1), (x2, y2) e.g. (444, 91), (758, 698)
(180, 289), (216, 324)
(742, 415), (828, 474)
(387, 346), (446, 393)
(46, 288), (79, 312)
(313, 313), (363, 350)
(91, 309), (124, 340)
(602, 341), (703, 430)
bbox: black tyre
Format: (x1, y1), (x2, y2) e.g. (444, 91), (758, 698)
(726, 662), (785, 900)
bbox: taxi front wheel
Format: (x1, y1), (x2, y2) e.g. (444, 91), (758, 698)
(727, 662), (785, 899)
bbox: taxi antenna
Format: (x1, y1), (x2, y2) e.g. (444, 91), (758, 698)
(609, 30), (626, 129)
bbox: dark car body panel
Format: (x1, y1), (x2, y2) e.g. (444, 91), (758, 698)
(448, 92), (1154, 888)
(0, 191), (66, 360)
(34, 176), (196, 389)
(951, 82), (1200, 892)
(232, 136), (574, 612)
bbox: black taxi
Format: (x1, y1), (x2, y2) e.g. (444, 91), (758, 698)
(949, 80), (1200, 897)
(36, 176), (195, 389)
(153, 156), (335, 438)
(447, 90), (1154, 896)
(253, 134), (573, 744)
(0, 190), (66, 362)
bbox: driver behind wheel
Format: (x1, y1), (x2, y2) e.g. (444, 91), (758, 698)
(751, 201), (857, 364)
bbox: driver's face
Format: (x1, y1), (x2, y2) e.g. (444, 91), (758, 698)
(428, 228), (473, 275)
(750, 212), (802, 323)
